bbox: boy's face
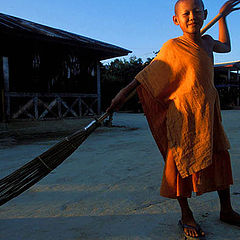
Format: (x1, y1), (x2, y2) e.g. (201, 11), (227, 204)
(173, 0), (207, 35)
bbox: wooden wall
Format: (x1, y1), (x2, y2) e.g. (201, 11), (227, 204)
(0, 36), (101, 121)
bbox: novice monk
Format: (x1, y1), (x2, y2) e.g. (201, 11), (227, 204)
(107, 0), (240, 239)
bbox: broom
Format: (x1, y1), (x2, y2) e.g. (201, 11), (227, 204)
(0, 112), (109, 206)
(0, 6), (239, 206)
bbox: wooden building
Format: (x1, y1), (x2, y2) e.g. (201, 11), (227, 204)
(214, 61), (240, 108)
(0, 13), (131, 122)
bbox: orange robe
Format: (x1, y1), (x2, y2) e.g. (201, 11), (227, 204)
(135, 36), (233, 197)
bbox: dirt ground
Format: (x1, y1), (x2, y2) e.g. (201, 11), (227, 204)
(0, 112), (240, 240)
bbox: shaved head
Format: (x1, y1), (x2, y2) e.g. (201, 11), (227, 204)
(175, 0), (205, 15)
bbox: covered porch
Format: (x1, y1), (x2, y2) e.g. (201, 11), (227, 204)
(214, 60), (240, 108)
(0, 13), (131, 122)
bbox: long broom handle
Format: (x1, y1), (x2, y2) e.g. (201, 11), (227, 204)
(201, 0), (240, 34)
(200, 13), (223, 35)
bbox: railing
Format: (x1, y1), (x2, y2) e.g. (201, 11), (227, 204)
(4, 92), (99, 120)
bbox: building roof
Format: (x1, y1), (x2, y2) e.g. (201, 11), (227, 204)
(0, 12), (131, 60)
(214, 60), (240, 70)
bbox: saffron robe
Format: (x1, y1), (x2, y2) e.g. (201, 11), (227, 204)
(160, 149), (233, 198)
(135, 36), (230, 178)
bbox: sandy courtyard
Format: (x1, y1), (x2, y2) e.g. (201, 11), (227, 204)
(0, 111), (240, 240)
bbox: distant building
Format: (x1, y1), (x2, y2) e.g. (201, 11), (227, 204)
(0, 13), (131, 122)
(214, 61), (240, 108)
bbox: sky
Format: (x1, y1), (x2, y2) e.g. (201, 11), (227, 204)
(1, 0), (239, 64)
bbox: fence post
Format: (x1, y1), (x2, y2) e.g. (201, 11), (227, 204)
(2, 56), (10, 121)
(237, 69), (240, 106)
(57, 96), (62, 119)
(34, 95), (39, 119)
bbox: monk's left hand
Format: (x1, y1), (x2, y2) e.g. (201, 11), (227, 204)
(219, 0), (240, 17)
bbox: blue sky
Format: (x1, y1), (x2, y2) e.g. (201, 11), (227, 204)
(1, 0), (239, 64)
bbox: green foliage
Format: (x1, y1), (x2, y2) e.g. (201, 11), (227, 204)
(102, 57), (142, 83)
(100, 56), (153, 111)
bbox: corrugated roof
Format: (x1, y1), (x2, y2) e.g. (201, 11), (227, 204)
(0, 12), (131, 60)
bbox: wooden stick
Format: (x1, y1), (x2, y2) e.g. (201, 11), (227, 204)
(200, 13), (223, 35)
(201, 0), (240, 35)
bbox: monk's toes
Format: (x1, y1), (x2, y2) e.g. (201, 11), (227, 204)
(179, 220), (205, 239)
(184, 228), (198, 237)
(191, 229), (199, 237)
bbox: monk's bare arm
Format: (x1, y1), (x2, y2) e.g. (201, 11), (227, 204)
(106, 79), (140, 113)
(213, 16), (231, 53)
(213, 0), (240, 53)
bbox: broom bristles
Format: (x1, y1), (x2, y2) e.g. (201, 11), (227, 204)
(0, 113), (108, 206)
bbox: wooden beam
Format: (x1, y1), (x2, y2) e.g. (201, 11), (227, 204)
(4, 92), (99, 119)
(81, 98), (95, 116)
(227, 69), (231, 83)
(12, 99), (34, 119)
(61, 98), (78, 118)
(2, 57), (10, 121)
(38, 98), (58, 119)
(1, 89), (5, 122)
(34, 96), (39, 119)
(57, 97), (62, 119)
(62, 97), (79, 117)
(97, 62), (101, 114)
(7, 92), (98, 98)
(78, 97), (82, 116)
(237, 69), (240, 106)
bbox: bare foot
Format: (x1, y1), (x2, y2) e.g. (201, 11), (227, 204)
(220, 209), (240, 226)
(181, 210), (205, 238)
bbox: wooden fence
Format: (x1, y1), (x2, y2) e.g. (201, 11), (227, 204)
(4, 92), (99, 120)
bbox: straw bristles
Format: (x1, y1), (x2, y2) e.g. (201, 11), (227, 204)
(0, 119), (101, 206)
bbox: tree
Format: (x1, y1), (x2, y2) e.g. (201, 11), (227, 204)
(100, 56), (153, 112)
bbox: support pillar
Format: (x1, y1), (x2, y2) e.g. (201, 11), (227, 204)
(2, 57), (10, 121)
(96, 62), (101, 114)
(237, 69), (240, 106)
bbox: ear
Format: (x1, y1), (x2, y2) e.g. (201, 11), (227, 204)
(204, 9), (208, 20)
(173, 15), (179, 25)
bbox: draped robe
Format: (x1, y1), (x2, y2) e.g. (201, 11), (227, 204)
(135, 36), (230, 178)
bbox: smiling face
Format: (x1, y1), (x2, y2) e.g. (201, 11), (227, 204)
(173, 0), (207, 35)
